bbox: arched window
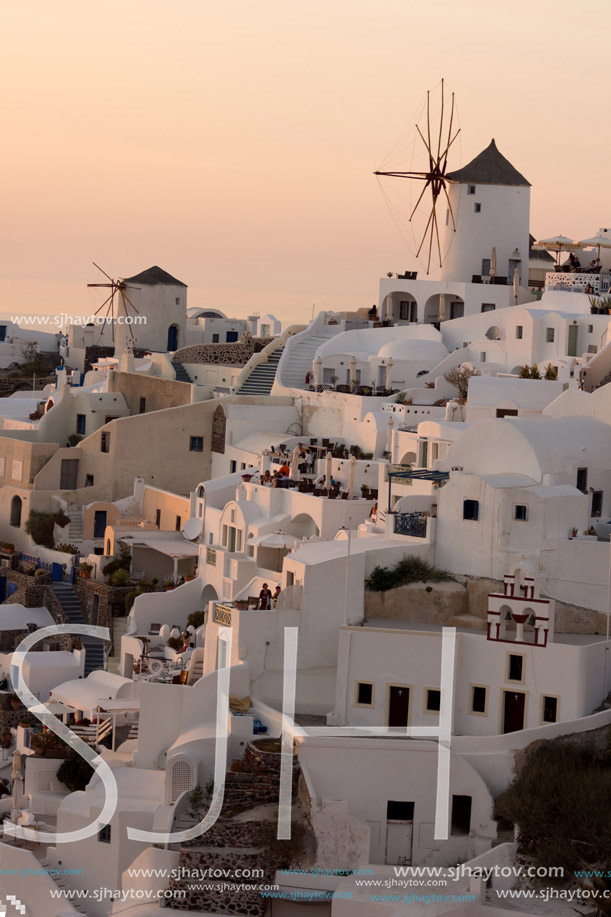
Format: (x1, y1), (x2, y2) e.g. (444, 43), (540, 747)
(170, 759), (194, 803)
(10, 495), (22, 527)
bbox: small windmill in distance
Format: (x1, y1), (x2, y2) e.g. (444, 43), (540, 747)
(86, 262), (141, 346)
(374, 79), (460, 273)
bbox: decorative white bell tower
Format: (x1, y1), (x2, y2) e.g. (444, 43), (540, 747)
(487, 563), (554, 647)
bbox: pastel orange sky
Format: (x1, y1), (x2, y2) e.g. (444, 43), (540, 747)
(2, 0), (610, 325)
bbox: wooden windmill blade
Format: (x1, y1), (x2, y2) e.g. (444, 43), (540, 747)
(374, 79), (460, 273)
(86, 262), (142, 346)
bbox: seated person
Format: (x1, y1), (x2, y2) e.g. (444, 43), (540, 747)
(568, 252), (581, 272)
(180, 641), (195, 663)
(279, 463), (291, 477)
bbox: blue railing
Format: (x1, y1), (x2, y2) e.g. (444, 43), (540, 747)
(393, 513), (427, 538)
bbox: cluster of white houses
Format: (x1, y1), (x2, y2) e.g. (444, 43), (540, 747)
(0, 140), (611, 916)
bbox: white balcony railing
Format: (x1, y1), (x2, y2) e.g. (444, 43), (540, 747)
(545, 272), (611, 294)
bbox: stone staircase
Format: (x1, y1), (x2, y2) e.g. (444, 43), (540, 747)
(108, 617), (127, 674)
(65, 507), (83, 546)
(168, 740), (303, 914)
(51, 582), (106, 676)
(276, 326), (342, 390)
(173, 362), (191, 383)
(38, 856), (88, 915)
(237, 347), (284, 396)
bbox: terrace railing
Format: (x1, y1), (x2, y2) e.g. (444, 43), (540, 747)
(393, 513), (427, 538)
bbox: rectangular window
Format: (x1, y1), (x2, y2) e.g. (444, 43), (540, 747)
(222, 524), (228, 546)
(546, 327), (555, 343)
(76, 414), (86, 435)
(100, 432), (110, 453)
(424, 688), (441, 713)
(481, 258), (491, 276)
(588, 324), (594, 333)
(507, 654), (524, 683)
(229, 460), (237, 473)
(496, 408), (518, 418)
(212, 334), (219, 343)
(542, 695), (558, 723)
(175, 297), (180, 306)
(516, 325), (523, 339)
(592, 491), (603, 517)
(206, 547), (216, 566)
(468, 185), (476, 195)
(98, 825), (111, 843)
(189, 436), (204, 452)
(463, 499), (479, 521)
(175, 515), (182, 532)
(155, 509), (161, 528)
(514, 504), (528, 521)
(576, 467), (588, 493)
(451, 795), (472, 835)
(286, 570), (294, 586)
(470, 685), (487, 714)
(85, 474), (94, 487)
(240, 462), (246, 471)
(139, 397), (146, 414)
(474, 203), (481, 213)
(356, 682), (374, 706)
(481, 303), (495, 312)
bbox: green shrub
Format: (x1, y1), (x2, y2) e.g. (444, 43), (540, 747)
(56, 542), (79, 554)
(495, 740), (611, 874)
(56, 755), (94, 791)
(187, 610), (206, 630)
(109, 568), (131, 587)
(25, 510), (70, 549)
(365, 555), (451, 592)
(102, 547), (131, 579)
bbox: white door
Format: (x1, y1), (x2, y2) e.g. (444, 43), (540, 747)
(385, 821), (413, 865)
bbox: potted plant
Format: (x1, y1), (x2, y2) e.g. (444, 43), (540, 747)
(78, 562), (93, 579)
(164, 580), (175, 591)
(73, 639), (83, 651)
(1, 543), (15, 554)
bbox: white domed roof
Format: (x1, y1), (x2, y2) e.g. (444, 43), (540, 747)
(378, 338), (448, 363)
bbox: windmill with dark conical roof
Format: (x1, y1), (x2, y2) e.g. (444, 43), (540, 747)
(375, 83), (531, 287)
(87, 264), (187, 356)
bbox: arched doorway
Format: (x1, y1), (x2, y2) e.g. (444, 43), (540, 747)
(10, 496), (22, 527)
(167, 324), (179, 351)
(290, 513), (320, 538)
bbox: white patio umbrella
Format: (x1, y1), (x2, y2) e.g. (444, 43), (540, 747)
(313, 356), (323, 387)
(386, 415), (394, 453)
(10, 750), (23, 820)
(347, 454), (357, 499)
(578, 234), (611, 261)
(534, 235), (582, 266)
(349, 356), (357, 387)
(490, 246), (497, 278)
(385, 357), (394, 390)
(324, 451), (333, 489)
(512, 267), (520, 305)
(290, 445), (300, 481)
(256, 531), (300, 569)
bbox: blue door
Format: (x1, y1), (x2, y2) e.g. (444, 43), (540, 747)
(51, 562), (63, 582)
(167, 324), (179, 350)
(94, 511), (107, 539)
